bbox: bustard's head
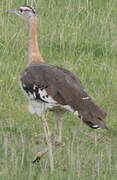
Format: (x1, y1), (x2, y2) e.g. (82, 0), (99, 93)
(7, 5), (36, 21)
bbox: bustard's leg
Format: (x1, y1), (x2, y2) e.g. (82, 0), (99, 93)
(33, 112), (64, 168)
(41, 114), (54, 172)
(56, 117), (62, 145)
(53, 112), (64, 146)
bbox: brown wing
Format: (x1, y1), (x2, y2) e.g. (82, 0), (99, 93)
(20, 63), (107, 129)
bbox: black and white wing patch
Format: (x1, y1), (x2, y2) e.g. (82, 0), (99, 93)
(21, 82), (57, 104)
(38, 88), (57, 103)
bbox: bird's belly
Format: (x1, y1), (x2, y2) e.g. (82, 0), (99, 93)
(28, 100), (73, 117)
(28, 100), (62, 116)
(28, 101), (45, 116)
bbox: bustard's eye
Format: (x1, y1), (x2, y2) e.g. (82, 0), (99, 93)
(20, 9), (23, 13)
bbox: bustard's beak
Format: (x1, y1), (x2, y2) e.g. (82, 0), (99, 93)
(7, 9), (17, 14)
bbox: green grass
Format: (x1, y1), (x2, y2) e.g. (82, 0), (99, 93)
(0, 0), (117, 179)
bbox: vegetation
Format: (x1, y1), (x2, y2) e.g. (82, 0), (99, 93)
(0, 0), (117, 179)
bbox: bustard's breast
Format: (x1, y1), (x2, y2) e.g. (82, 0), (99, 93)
(19, 80), (62, 116)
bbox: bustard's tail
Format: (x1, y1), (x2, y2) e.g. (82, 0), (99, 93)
(75, 98), (107, 129)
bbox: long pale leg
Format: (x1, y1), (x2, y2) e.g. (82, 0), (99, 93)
(33, 112), (64, 168)
(52, 111), (64, 146)
(41, 114), (54, 172)
(33, 114), (54, 172)
(56, 117), (63, 145)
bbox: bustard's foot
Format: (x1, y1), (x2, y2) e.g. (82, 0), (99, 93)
(51, 135), (63, 147)
(54, 140), (65, 148)
(32, 148), (48, 163)
(33, 139), (64, 163)
(53, 138), (63, 147)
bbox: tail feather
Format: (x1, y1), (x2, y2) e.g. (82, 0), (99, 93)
(79, 111), (107, 129)
(77, 99), (107, 129)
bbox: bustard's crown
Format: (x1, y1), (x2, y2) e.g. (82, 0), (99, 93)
(19, 5), (36, 14)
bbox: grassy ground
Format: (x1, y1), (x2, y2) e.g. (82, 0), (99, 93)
(0, 0), (117, 179)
